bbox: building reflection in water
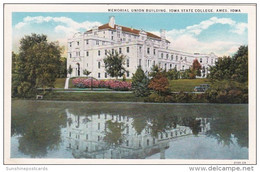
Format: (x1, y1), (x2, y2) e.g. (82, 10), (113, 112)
(65, 109), (211, 159)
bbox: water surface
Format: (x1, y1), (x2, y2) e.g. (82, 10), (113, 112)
(11, 100), (248, 159)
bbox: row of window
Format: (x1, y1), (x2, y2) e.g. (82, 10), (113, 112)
(97, 59), (129, 69)
(97, 71), (130, 78)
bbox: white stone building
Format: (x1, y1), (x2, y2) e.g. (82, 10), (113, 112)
(67, 16), (218, 79)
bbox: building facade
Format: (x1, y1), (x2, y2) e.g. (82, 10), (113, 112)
(67, 16), (218, 79)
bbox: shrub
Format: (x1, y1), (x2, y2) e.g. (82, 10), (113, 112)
(148, 73), (170, 96)
(72, 78), (132, 91)
(132, 66), (150, 97)
(205, 80), (248, 103)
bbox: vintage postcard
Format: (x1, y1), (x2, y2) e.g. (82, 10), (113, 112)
(3, 3), (256, 165)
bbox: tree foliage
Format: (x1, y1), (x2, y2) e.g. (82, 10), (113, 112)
(148, 73), (170, 96)
(103, 51), (127, 79)
(209, 45), (248, 83)
(68, 65), (73, 75)
(12, 33), (62, 97)
(166, 67), (180, 80)
(149, 65), (162, 78)
(131, 66), (150, 97)
(191, 59), (202, 78)
(83, 69), (91, 77)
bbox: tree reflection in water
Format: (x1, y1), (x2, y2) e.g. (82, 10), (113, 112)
(103, 120), (125, 147)
(11, 102), (67, 158)
(11, 100), (248, 159)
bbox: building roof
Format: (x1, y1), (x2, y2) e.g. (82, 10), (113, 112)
(87, 23), (166, 41)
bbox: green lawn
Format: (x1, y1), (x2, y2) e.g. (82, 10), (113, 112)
(54, 78), (66, 88)
(169, 78), (211, 92)
(44, 92), (144, 102)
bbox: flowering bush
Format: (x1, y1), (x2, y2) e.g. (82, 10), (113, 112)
(72, 78), (132, 91)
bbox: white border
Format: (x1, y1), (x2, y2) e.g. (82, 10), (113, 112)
(3, 3), (257, 165)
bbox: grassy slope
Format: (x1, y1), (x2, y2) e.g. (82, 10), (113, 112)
(169, 78), (211, 92)
(54, 78), (66, 88)
(44, 92), (144, 102)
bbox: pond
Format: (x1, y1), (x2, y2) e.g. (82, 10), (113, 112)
(11, 100), (248, 159)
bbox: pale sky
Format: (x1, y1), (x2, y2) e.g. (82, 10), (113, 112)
(12, 12), (248, 56)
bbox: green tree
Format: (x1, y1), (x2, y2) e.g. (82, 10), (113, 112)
(83, 69), (91, 77)
(149, 65), (162, 78)
(209, 45), (248, 83)
(12, 52), (19, 97)
(103, 50), (127, 80)
(166, 67), (179, 80)
(13, 34), (62, 97)
(132, 66), (150, 97)
(68, 65), (73, 77)
(57, 57), (67, 78)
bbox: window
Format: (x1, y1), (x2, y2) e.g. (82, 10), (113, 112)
(69, 43), (72, 47)
(161, 53), (163, 58)
(69, 132), (71, 137)
(159, 63), (161, 68)
(86, 134), (88, 140)
(98, 62), (100, 69)
(111, 36), (113, 40)
(77, 41), (79, 46)
(98, 136), (100, 141)
(147, 48), (150, 54)
(170, 64), (172, 69)
(96, 40), (99, 45)
(147, 139), (149, 146)
(153, 138), (155, 145)
(126, 71), (129, 77)
(165, 63), (167, 70)
(119, 48), (122, 53)
(176, 56), (178, 61)
(127, 47), (129, 53)
(98, 73), (100, 78)
(105, 49), (107, 55)
(153, 49), (156, 55)
(185, 57), (187, 61)
(76, 145), (79, 150)
(98, 123), (100, 130)
(166, 54), (169, 59)
(139, 59), (142, 66)
(105, 73), (107, 78)
(127, 59), (129, 67)
(171, 55), (173, 60)
(211, 59), (213, 64)
(86, 51), (89, 57)
(98, 114), (100, 119)
(180, 56), (183, 60)
(153, 61), (155, 66)
(98, 50), (100, 56)
(86, 40), (88, 45)
(126, 140), (129, 146)
(112, 49), (114, 55)
(200, 58), (203, 63)
(86, 147), (88, 151)
(69, 53), (72, 58)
